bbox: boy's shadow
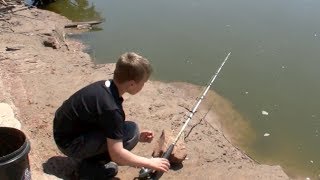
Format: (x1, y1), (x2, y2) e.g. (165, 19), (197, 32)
(42, 156), (78, 180)
(43, 156), (120, 180)
(43, 156), (182, 180)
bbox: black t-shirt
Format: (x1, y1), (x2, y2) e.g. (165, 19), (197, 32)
(53, 80), (125, 147)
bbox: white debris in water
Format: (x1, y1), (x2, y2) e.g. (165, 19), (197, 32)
(310, 160), (314, 163)
(264, 133), (270, 137)
(245, 91), (248, 94)
(262, 111), (269, 115)
(281, 65), (286, 69)
(185, 59), (192, 64)
(314, 33), (317, 37)
(306, 177), (310, 180)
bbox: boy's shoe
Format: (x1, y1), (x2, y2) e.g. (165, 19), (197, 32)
(103, 161), (118, 176)
(78, 160), (118, 180)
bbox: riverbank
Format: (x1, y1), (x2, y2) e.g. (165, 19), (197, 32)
(0, 5), (289, 179)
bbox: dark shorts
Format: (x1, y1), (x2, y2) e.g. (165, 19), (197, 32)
(56, 121), (140, 162)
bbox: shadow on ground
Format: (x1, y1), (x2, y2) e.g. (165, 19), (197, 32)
(43, 156), (78, 180)
(43, 156), (183, 180)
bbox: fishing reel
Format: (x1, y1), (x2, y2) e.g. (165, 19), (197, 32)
(137, 167), (163, 180)
(137, 144), (174, 180)
(138, 167), (154, 179)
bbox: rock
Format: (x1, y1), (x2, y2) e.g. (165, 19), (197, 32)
(0, 103), (21, 129)
(152, 129), (187, 164)
(43, 37), (60, 49)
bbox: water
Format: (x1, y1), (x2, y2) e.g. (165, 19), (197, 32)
(45, 0), (320, 178)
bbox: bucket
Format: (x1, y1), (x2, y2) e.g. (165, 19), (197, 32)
(0, 127), (31, 180)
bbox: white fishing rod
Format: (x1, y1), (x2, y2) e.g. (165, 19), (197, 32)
(138, 52), (231, 179)
(173, 52), (231, 146)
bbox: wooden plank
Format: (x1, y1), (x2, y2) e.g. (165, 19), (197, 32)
(1, 0), (8, 5)
(12, 6), (30, 13)
(0, 5), (14, 12)
(64, 20), (102, 28)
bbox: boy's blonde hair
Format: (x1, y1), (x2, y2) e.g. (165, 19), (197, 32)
(113, 52), (153, 83)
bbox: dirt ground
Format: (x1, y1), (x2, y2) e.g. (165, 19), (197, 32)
(0, 5), (290, 180)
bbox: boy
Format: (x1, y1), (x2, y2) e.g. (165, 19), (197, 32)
(53, 52), (170, 179)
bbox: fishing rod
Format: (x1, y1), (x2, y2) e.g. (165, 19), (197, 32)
(138, 52), (231, 180)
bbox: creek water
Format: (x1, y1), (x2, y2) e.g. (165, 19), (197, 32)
(45, 0), (320, 178)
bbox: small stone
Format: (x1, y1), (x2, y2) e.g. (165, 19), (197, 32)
(43, 37), (60, 49)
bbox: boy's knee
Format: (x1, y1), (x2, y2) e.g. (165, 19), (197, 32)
(123, 121), (140, 151)
(57, 131), (107, 160)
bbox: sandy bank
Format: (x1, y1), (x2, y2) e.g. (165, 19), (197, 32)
(0, 5), (289, 179)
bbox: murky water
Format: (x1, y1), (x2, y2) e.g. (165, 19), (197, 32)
(46, 0), (320, 178)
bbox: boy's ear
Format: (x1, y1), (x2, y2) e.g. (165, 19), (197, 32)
(128, 80), (135, 87)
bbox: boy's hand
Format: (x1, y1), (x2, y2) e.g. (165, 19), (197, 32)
(139, 130), (154, 143)
(148, 157), (170, 172)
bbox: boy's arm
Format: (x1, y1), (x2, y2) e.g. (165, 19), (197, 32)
(107, 138), (170, 172)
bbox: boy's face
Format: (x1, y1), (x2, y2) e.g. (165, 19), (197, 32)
(127, 76), (148, 95)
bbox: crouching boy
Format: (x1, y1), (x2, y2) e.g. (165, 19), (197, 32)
(53, 52), (170, 179)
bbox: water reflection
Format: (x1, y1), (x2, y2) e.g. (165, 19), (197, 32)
(45, 0), (103, 22)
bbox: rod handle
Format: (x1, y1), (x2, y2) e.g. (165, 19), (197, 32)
(150, 144), (174, 179)
(138, 144), (174, 179)
(161, 144), (174, 159)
